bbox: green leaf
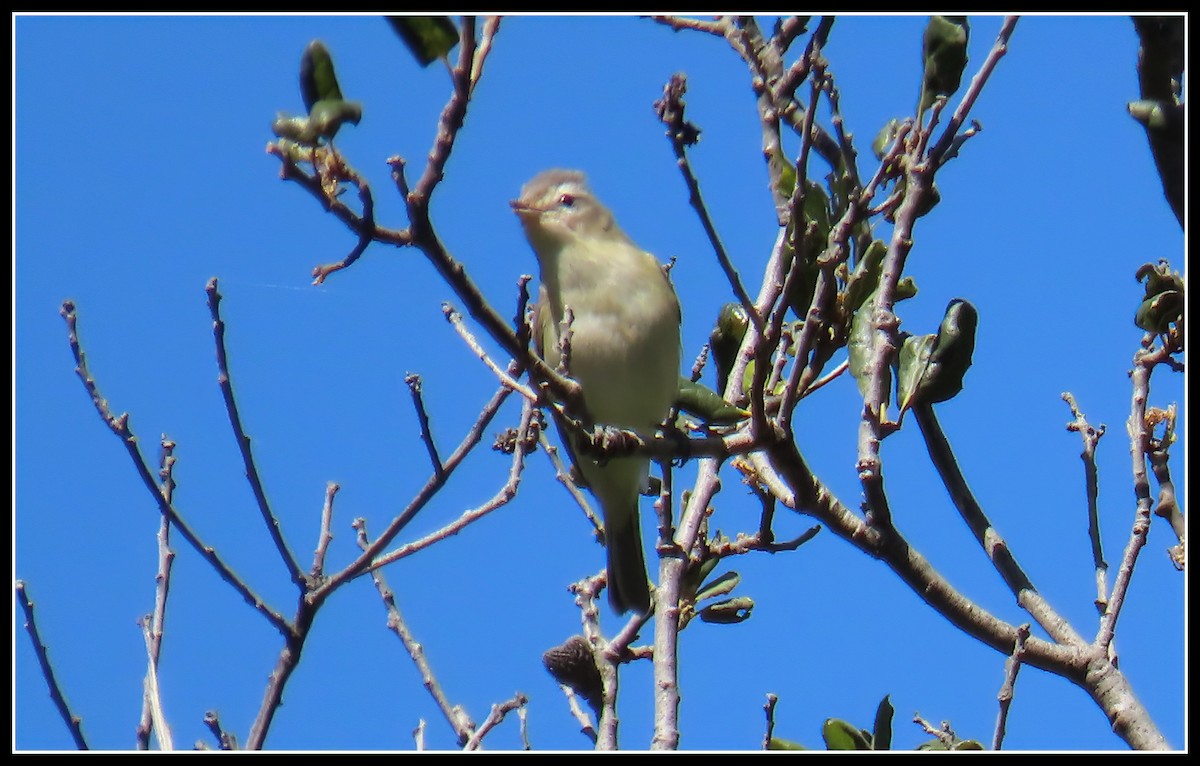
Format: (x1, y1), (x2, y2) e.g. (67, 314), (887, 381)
(709, 302), (750, 396)
(300, 40), (344, 111)
(1128, 99), (1184, 134)
(770, 146), (797, 200)
(897, 299), (977, 413)
(896, 332), (936, 415)
(895, 276), (919, 301)
(918, 16), (970, 116)
(921, 298), (978, 404)
(822, 718), (872, 750)
(871, 695), (894, 751)
(694, 570), (741, 602)
(676, 377), (749, 425)
(766, 737), (808, 750)
(680, 556), (721, 602)
(951, 739), (985, 750)
(698, 596), (754, 624)
(387, 16), (459, 67)
(1133, 260), (1184, 333)
(847, 288), (889, 406)
(872, 118), (902, 160)
(843, 240), (887, 314)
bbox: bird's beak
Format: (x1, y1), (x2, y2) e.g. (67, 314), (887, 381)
(510, 199), (541, 219)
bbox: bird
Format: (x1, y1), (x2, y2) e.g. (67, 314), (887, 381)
(511, 169), (682, 615)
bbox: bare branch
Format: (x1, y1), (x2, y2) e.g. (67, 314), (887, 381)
(992, 623), (1031, 750)
(206, 278), (307, 587)
(1062, 393), (1111, 614)
(60, 300), (291, 635)
(15, 581), (89, 750)
(355, 518), (475, 747)
(654, 72), (761, 331)
(463, 693), (530, 751)
(929, 16), (1020, 166)
(310, 482), (339, 580)
(137, 437), (178, 750)
(139, 618), (174, 750)
(367, 397), (538, 572)
(405, 373), (444, 476)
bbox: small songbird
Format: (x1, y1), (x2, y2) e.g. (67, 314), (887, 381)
(511, 169), (682, 616)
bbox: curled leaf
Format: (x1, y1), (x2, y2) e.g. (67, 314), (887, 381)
(767, 737), (808, 750)
(709, 302), (750, 396)
(822, 718), (872, 750)
(694, 570), (741, 602)
(1133, 260), (1184, 334)
(387, 16), (459, 67)
(698, 596), (754, 624)
(918, 16), (970, 116)
(300, 40), (344, 111)
(871, 695), (894, 750)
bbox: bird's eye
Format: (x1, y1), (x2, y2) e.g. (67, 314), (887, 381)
(558, 193), (576, 208)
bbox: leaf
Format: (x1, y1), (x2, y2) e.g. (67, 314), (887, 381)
(387, 16), (459, 67)
(871, 695), (894, 751)
(708, 302), (750, 396)
(847, 288), (889, 406)
(698, 596), (754, 624)
(680, 556), (721, 602)
(770, 146), (797, 200)
(920, 298), (978, 404)
(300, 40), (344, 111)
(895, 276), (919, 301)
(872, 118), (902, 160)
(897, 299), (977, 414)
(676, 377), (749, 426)
(766, 737), (808, 750)
(822, 718), (872, 750)
(842, 239), (887, 314)
(918, 16), (970, 116)
(694, 570), (741, 602)
(1133, 260), (1184, 333)
(896, 332), (937, 415)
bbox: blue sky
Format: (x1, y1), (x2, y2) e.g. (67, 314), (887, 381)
(14, 14), (1186, 751)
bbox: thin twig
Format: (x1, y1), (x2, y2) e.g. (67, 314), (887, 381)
(443, 303), (539, 402)
(538, 429), (601, 534)
(139, 618), (174, 750)
(203, 710), (238, 750)
(367, 397), (538, 572)
(137, 437), (178, 750)
(312, 171), (376, 285)
(406, 373), (444, 476)
(992, 623), (1031, 750)
(463, 693), (529, 751)
(317, 380), (516, 594)
(929, 16), (1020, 166)
(1062, 393), (1110, 614)
(310, 482), (339, 579)
(15, 581), (89, 749)
(60, 300), (291, 635)
(762, 693), (779, 749)
(206, 279), (307, 587)
(648, 14), (726, 36)
(355, 518), (475, 747)
(654, 73), (760, 331)
(557, 684), (599, 744)
(1097, 343), (1174, 651)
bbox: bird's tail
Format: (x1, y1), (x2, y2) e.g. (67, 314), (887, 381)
(604, 497), (651, 616)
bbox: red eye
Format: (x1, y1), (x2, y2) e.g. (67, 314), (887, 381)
(558, 193), (576, 208)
